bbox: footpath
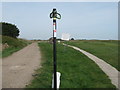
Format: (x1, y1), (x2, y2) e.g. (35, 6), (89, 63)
(64, 43), (119, 88)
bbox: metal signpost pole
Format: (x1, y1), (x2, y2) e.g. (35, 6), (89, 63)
(53, 17), (57, 90)
(50, 8), (61, 90)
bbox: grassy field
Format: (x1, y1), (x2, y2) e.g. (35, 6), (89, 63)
(65, 40), (119, 71)
(1, 36), (31, 57)
(27, 42), (115, 88)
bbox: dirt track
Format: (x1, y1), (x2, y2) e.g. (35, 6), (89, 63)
(2, 43), (41, 88)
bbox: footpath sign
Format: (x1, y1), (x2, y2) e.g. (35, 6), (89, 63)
(50, 8), (61, 90)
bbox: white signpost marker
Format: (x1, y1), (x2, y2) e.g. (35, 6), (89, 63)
(52, 72), (61, 89)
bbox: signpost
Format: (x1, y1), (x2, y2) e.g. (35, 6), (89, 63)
(50, 8), (61, 90)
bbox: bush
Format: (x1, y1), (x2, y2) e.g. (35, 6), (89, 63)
(0, 22), (20, 38)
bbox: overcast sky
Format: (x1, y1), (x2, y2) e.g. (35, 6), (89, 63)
(2, 2), (118, 40)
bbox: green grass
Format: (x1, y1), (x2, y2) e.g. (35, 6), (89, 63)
(2, 47), (22, 57)
(27, 42), (115, 88)
(1, 36), (31, 58)
(65, 40), (119, 71)
(26, 42), (53, 88)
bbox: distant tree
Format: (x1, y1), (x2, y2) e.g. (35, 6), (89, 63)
(57, 39), (61, 41)
(0, 22), (20, 38)
(49, 37), (53, 44)
(71, 38), (74, 40)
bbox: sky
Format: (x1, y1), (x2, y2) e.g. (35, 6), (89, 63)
(2, 2), (118, 40)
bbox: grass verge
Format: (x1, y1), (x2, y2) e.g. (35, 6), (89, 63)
(65, 40), (119, 71)
(27, 42), (115, 88)
(2, 47), (23, 57)
(1, 36), (31, 58)
(26, 42), (53, 88)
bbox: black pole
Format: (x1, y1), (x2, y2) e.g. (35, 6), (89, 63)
(53, 18), (57, 90)
(50, 8), (61, 90)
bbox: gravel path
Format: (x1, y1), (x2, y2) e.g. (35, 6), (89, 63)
(2, 43), (41, 88)
(64, 43), (119, 88)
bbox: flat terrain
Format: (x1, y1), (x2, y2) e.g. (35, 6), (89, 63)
(65, 40), (119, 70)
(66, 44), (119, 88)
(27, 42), (115, 88)
(2, 43), (41, 88)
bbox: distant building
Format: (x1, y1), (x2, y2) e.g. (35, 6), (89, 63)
(61, 33), (70, 41)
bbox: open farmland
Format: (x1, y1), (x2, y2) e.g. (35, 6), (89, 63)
(65, 40), (119, 71)
(27, 42), (115, 88)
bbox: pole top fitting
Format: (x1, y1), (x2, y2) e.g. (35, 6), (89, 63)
(50, 8), (61, 19)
